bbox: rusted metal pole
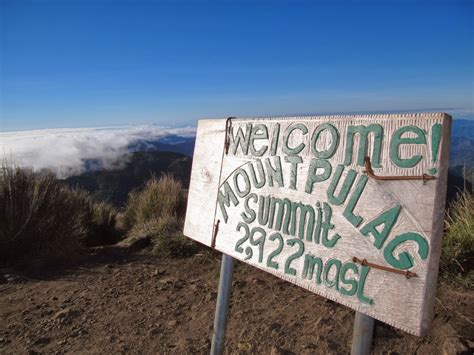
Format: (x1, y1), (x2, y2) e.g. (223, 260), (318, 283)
(210, 254), (234, 355)
(351, 311), (374, 355)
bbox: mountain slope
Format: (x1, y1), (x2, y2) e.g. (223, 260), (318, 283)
(65, 151), (192, 206)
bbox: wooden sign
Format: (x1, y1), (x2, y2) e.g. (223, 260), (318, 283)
(184, 113), (451, 336)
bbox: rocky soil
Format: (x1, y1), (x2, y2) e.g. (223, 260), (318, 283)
(0, 246), (473, 354)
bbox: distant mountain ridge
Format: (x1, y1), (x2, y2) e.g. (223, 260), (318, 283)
(65, 119), (473, 206)
(66, 151), (192, 206)
(127, 134), (195, 157)
(449, 119), (474, 168)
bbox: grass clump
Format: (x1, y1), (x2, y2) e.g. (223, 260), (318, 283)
(123, 173), (186, 230)
(0, 166), (87, 265)
(0, 165), (122, 266)
(440, 191), (474, 288)
(124, 174), (199, 257)
(84, 200), (122, 247)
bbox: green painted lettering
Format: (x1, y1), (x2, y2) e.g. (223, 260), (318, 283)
(284, 238), (304, 276)
(290, 202), (315, 241)
(357, 265), (374, 305)
(249, 124), (269, 157)
(248, 160), (266, 189)
(383, 232), (429, 270)
(344, 124), (383, 168)
(340, 263), (358, 297)
(321, 202), (341, 248)
(324, 259), (342, 290)
(257, 195), (271, 226)
(302, 254), (323, 284)
(249, 227), (266, 263)
(267, 232), (283, 269)
(241, 193), (257, 224)
(270, 123), (281, 156)
(229, 123), (252, 155)
(311, 123), (340, 159)
(327, 165), (357, 205)
(343, 175), (368, 227)
(217, 181), (239, 223)
(268, 197), (292, 234)
(283, 123), (308, 155)
(233, 168), (251, 198)
(284, 155), (303, 190)
(360, 205), (401, 249)
(265, 156), (284, 187)
(390, 126), (426, 168)
(305, 159), (332, 193)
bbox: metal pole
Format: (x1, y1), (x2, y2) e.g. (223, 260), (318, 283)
(210, 254), (235, 355)
(351, 311), (375, 355)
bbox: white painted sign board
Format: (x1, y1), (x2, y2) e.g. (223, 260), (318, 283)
(184, 113), (451, 336)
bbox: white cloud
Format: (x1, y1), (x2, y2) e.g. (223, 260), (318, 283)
(0, 125), (196, 178)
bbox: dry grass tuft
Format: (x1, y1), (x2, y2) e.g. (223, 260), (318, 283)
(440, 190), (474, 288)
(123, 173), (199, 257)
(123, 173), (186, 230)
(84, 200), (122, 247)
(0, 165), (122, 266)
(0, 166), (87, 265)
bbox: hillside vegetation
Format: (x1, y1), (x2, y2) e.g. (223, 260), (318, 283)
(1, 163), (473, 289)
(65, 151), (192, 206)
(122, 173), (199, 257)
(441, 191), (474, 288)
(0, 166), (121, 267)
(0, 165), (198, 268)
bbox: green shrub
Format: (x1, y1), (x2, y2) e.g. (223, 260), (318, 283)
(440, 191), (474, 288)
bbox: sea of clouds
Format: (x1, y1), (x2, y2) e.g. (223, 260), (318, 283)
(0, 125), (196, 178)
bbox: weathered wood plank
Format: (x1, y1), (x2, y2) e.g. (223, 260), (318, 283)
(184, 119), (226, 246)
(184, 113), (451, 336)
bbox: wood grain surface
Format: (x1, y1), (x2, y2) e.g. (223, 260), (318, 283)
(184, 113), (451, 336)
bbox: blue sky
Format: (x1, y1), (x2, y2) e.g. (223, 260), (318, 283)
(1, 0), (472, 131)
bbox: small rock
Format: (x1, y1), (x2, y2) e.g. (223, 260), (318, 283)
(4, 274), (20, 283)
(269, 322), (281, 331)
(148, 328), (160, 336)
(251, 277), (264, 284)
(167, 319), (178, 327)
(237, 342), (252, 351)
(205, 291), (217, 302)
(442, 336), (469, 355)
(53, 308), (79, 325)
(34, 337), (51, 346)
(233, 280), (247, 289)
(270, 346), (288, 355)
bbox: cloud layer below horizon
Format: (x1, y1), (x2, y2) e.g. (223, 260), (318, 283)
(0, 125), (196, 178)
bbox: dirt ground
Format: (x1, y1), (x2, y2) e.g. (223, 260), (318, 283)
(0, 245), (473, 355)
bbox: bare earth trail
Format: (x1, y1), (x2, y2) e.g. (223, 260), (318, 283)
(0, 246), (472, 354)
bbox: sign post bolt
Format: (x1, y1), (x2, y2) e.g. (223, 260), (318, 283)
(210, 254), (235, 355)
(351, 311), (375, 355)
